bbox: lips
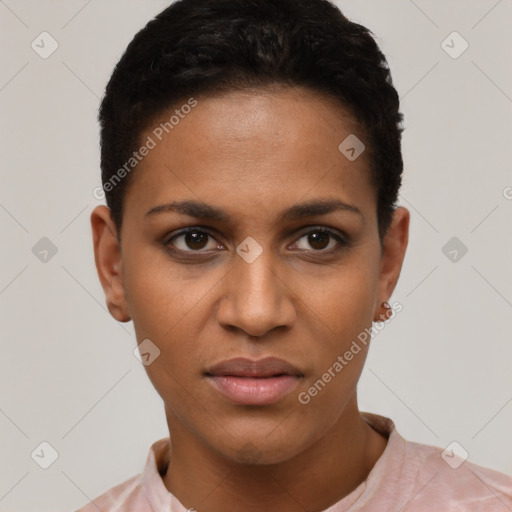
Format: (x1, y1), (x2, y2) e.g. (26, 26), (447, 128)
(205, 357), (303, 405)
(205, 357), (303, 378)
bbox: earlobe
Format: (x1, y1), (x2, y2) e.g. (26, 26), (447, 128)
(373, 207), (410, 322)
(91, 205), (131, 323)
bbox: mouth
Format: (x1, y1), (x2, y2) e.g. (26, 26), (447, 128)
(205, 357), (303, 406)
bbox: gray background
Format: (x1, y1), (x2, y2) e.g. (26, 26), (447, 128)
(1, 1), (511, 510)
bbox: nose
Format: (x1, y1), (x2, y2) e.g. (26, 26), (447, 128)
(216, 248), (296, 338)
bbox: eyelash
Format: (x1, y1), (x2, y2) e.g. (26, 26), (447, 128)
(163, 226), (350, 258)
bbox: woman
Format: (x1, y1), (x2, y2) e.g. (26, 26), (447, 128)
(81, 0), (512, 510)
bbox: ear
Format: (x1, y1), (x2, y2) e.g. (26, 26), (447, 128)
(91, 205), (131, 322)
(373, 206), (409, 322)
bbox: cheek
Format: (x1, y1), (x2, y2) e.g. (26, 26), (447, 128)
(296, 271), (375, 419)
(125, 266), (206, 413)
(122, 253), (213, 392)
(123, 246), (213, 339)
(291, 251), (380, 407)
(298, 254), (379, 347)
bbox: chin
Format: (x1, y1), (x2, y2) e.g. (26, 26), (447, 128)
(209, 425), (310, 466)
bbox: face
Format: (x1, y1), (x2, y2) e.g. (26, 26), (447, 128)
(91, 86), (409, 465)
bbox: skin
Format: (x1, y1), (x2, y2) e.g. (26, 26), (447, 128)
(91, 86), (409, 512)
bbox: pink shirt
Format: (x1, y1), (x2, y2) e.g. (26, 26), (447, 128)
(75, 412), (512, 511)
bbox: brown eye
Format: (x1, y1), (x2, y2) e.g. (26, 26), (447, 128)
(294, 227), (348, 252)
(183, 231), (209, 250)
(166, 229), (220, 252)
(307, 232), (330, 250)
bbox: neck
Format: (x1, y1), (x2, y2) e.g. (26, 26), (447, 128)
(162, 397), (387, 512)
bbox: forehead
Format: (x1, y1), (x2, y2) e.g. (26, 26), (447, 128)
(122, 87), (376, 226)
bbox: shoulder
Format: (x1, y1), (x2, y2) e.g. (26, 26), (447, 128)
(73, 437), (172, 511)
(361, 413), (512, 510)
(74, 473), (148, 511)
(402, 439), (512, 510)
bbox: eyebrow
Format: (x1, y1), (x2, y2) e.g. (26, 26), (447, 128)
(145, 198), (364, 223)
